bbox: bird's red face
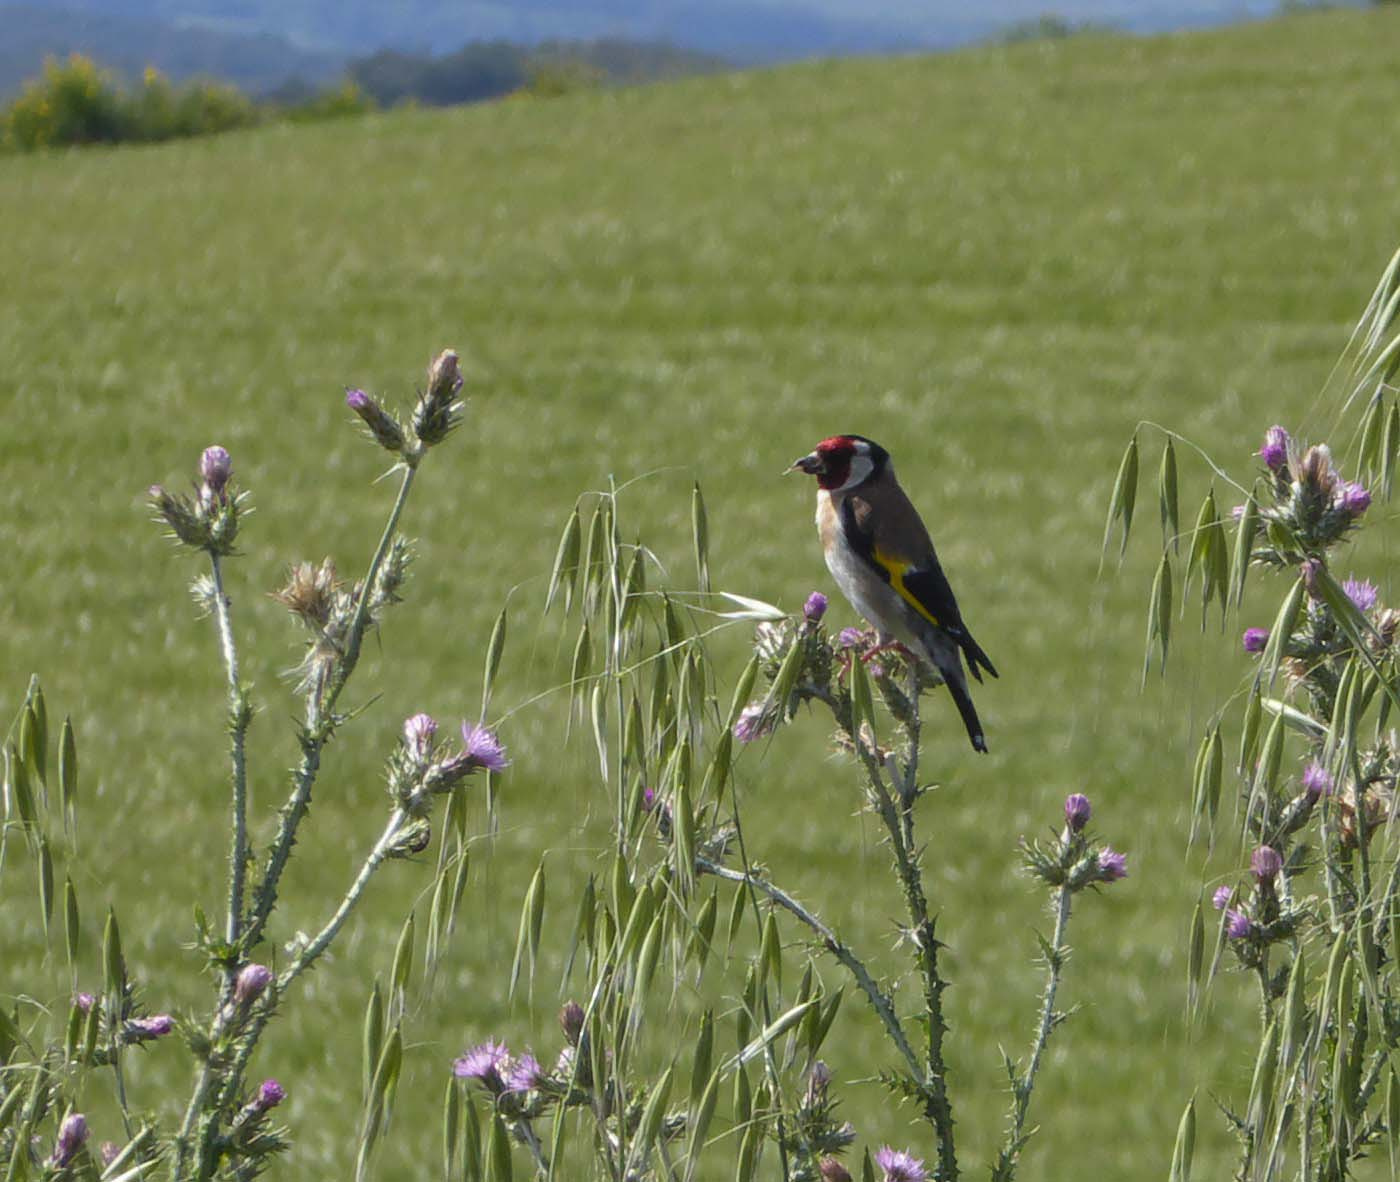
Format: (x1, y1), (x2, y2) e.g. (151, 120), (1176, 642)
(790, 435), (885, 492)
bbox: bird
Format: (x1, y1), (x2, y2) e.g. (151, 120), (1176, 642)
(789, 434), (998, 752)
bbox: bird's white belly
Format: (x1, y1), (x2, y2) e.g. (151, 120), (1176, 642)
(822, 533), (923, 650)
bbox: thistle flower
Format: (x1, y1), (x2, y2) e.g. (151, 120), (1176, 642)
(460, 722), (508, 772)
(1212, 885), (1233, 910)
(1258, 425), (1289, 471)
(99, 1143), (121, 1167)
(733, 702), (775, 744)
(505, 1050), (544, 1093)
(75, 992), (95, 1013)
(49, 1113), (88, 1168)
(454, 1040), (509, 1092)
(345, 388), (406, 453)
(1096, 848), (1128, 883)
(403, 712), (437, 762)
(1242, 627), (1269, 654)
(805, 1060), (832, 1106)
(234, 963), (273, 1006)
(1302, 761), (1332, 801)
(1064, 793), (1091, 833)
(256, 1079), (285, 1112)
(200, 445), (231, 503)
(1226, 909), (1253, 940)
(1250, 845), (1283, 884)
(874, 1146), (927, 1182)
(820, 1159), (854, 1182)
(125, 1014), (174, 1041)
(1338, 481), (1371, 517)
(837, 627), (865, 650)
(804, 591), (828, 623)
(1343, 577), (1378, 612)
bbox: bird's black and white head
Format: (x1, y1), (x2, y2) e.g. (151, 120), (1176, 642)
(790, 435), (890, 493)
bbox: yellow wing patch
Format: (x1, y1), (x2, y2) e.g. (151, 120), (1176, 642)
(872, 546), (941, 628)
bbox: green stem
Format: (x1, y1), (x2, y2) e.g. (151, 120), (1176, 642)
(990, 884), (1073, 1181)
(246, 462), (418, 950)
(208, 552), (250, 978)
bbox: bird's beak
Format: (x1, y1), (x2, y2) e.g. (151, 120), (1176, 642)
(787, 453), (824, 476)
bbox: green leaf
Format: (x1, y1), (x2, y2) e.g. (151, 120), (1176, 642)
(692, 482), (710, 593)
(102, 907), (125, 1000)
(689, 1010), (715, 1108)
(1144, 551), (1173, 680)
(730, 999), (818, 1068)
(63, 876), (79, 970)
(687, 890), (718, 976)
(1229, 489), (1259, 609)
(510, 864), (547, 999)
(1281, 950), (1308, 1072)
(849, 649), (876, 747)
(1238, 684), (1263, 775)
(686, 1072), (720, 1182)
(486, 1114), (513, 1182)
(481, 607), (507, 717)
(544, 507), (582, 615)
(1169, 1095), (1196, 1182)
(391, 912), (415, 1000)
(37, 835), (53, 939)
(1258, 577), (1305, 692)
(1103, 432), (1140, 559)
(442, 1077), (461, 1181)
(1384, 401), (1400, 501)
(58, 716), (77, 822)
(1159, 439), (1179, 553)
(1186, 902), (1205, 1013)
(629, 1065), (675, 1175)
(362, 978), (385, 1102)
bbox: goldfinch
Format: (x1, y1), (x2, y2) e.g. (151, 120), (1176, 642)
(791, 434), (997, 752)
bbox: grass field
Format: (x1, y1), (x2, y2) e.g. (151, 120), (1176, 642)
(4, 8), (1400, 1178)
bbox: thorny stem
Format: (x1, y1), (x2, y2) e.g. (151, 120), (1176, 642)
(246, 462), (418, 951)
(208, 552), (251, 988)
(991, 884), (1073, 1182)
(695, 855), (922, 1077)
(515, 1118), (551, 1177)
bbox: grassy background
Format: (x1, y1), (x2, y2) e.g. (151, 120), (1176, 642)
(3, 7), (1400, 1177)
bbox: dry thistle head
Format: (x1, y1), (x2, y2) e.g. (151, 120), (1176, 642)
(271, 559), (340, 630)
(412, 348), (465, 448)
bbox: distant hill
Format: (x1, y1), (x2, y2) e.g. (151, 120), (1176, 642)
(0, 4), (344, 98)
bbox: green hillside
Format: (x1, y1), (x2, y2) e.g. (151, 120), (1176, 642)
(3, 8), (1399, 1177)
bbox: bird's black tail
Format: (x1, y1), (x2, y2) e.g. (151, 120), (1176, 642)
(958, 630), (998, 684)
(945, 673), (988, 754)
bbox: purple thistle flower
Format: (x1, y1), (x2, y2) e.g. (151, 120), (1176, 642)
(733, 702), (775, 744)
(1258, 425), (1290, 472)
(1302, 761), (1333, 801)
(804, 591), (829, 623)
(1063, 793), (1092, 833)
(454, 1040), (509, 1092)
(256, 1079), (286, 1112)
(125, 1014), (174, 1042)
(49, 1113), (88, 1168)
(1212, 885), (1233, 911)
(1226, 909), (1253, 940)
(200, 446), (231, 501)
(1343, 577), (1378, 613)
(74, 992), (95, 1013)
(1097, 848), (1128, 883)
(1242, 627), (1269, 654)
(234, 963), (273, 1006)
(640, 786), (657, 813)
(460, 722), (508, 773)
(1338, 481), (1371, 517)
(1250, 845), (1283, 884)
(403, 712), (438, 761)
(837, 627), (864, 650)
(867, 660), (887, 680)
(874, 1146), (927, 1182)
(559, 1001), (585, 1045)
(505, 1051), (544, 1093)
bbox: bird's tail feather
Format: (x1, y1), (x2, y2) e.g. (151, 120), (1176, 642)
(960, 633), (998, 683)
(944, 673), (988, 754)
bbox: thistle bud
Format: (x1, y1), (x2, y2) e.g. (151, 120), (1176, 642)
(413, 349), (465, 447)
(256, 1079), (285, 1112)
(1301, 761), (1332, 802)
(803, 591), (828, 623)
(819, 1158), (853, 1182)
(49, 1113), (88, 1168)
(1258, 425), (1289, 471)
(345, 388), (406, 453)
(559, 1001), (585, 1045)
(234, 963), (273, 1006)
(1297, 444), (1338, 497)
(403, 712), (437, 762)
(124, 1014), (174, 1042)
(1096, 848), (1128, 883)
(200, 446), (231, 502)
(1337, 481), (1371, 517)
(1250, 845), (1283, 884)
(1242, 628), (1269, 654)
(1063, 793), (1091, 833)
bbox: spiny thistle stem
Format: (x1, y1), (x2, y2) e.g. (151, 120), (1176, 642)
(246, 463), (418, 949)
(279, 808), (409, 992)
(207, 552), (250, 980)
(695, 855), (921, 1078)
(992, 884), (1073, 1181)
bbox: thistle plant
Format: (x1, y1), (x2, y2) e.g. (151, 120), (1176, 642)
(442, 479), (1128, 1181)
(1108, 244), (1400, 1181)
(0, 349), (503, 1180)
